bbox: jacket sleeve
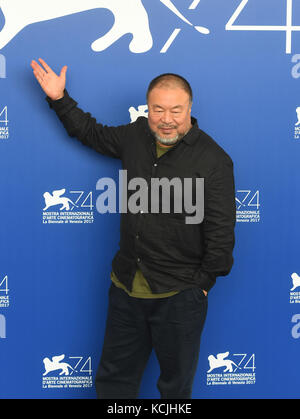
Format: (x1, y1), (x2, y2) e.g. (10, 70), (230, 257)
(192, 153), (236, 292)
(45, 89), (128, 159)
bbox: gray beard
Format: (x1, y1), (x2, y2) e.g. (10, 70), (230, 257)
(154, 133), (180, 146)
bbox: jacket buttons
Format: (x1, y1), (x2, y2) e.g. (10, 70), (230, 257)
(137, 257), (141, 263)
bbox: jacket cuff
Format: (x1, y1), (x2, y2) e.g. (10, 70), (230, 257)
(192, 269), (216, 292)
(45, 89), (77, 116)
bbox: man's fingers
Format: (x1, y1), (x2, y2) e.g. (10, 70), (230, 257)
(33, 70), (44, 87)
(60, 65), (67, 79)
(31, 59), (44, 73)
(31, 64), (42, 80)
(31, 60), (46, 78)
(38, 58), (53, 74)
(33, 69), (43, 84)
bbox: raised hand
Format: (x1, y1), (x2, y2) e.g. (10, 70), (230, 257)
(30, 58), (67, 101)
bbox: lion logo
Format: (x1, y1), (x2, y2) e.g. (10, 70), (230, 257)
(0, 0), (152, 53)
(129, 105), (148, 123)
(296, 107), (300, 126)
(207, 351), (241, 373)
(0, 0), (209, 53)
(43, 188), (77, 211)
(43, 354), (77, 376)
(291, 272), (300, 291)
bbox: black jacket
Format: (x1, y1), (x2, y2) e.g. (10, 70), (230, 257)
(46, 90), (236, 293)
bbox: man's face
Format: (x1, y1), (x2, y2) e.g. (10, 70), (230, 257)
(147, 86), (192, 145)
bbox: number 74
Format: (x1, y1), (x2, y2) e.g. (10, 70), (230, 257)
(226, 0), (300, 54)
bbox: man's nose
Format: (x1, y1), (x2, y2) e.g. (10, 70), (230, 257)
(161, 111), (173, 124)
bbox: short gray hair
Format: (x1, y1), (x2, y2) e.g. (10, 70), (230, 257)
(147, 73), (193, 103)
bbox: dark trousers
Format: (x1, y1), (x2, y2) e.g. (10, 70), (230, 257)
(95, 282), (208, 399)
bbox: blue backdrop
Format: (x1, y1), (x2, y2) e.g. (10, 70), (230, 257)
(1, 0), (300, 399)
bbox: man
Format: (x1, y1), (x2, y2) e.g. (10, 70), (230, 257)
(30, 58), (236, 399)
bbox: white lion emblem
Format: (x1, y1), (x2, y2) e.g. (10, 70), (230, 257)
(207, 351), (240, 373)
(43, 188), (77, 211)
(0, 0), (152, 53)
(296, 107), (300, 126)
(43, 354), (77, 376)
(0, 0), (209, 53)
(129, 105), (148, 123)
(291, 272), (300, 291)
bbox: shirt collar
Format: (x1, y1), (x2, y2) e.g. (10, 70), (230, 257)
(181, 117), (199, 146)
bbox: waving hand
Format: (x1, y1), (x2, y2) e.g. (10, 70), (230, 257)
(30, 58), (67, 101)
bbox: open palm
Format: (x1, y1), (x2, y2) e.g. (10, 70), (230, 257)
(31, 58), (67, 101)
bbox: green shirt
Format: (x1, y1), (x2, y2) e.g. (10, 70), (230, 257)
(110, 139), (180, 298)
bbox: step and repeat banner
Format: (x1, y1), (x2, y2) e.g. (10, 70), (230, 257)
(1, 0), (300, 399)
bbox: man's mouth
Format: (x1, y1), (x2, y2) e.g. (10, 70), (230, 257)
(159, 126), (176, 133)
